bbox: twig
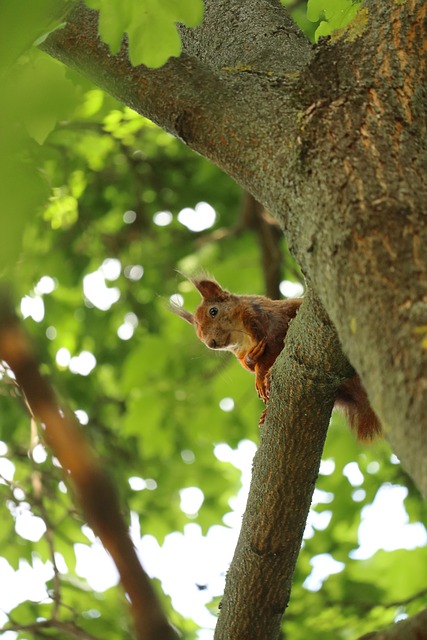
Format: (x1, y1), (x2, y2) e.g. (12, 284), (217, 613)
(29, 445), (62, 618)
(239, 192), (284, 299)
(0, 619), (101, 640)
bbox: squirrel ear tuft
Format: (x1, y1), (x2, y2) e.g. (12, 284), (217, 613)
(169, 301), (195, 325)
(191, 278), (227, 300)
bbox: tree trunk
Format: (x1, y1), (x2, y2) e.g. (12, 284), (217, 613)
(40, 1), (427, 637)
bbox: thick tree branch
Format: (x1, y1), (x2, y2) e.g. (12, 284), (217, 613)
(40, 2), (310, 203)
(178, 0), (310, 73)
(215, 289), (354, 639)
(0, 295), (178, 640)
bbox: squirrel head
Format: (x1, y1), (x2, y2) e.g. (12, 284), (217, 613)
(170, 276), (250, 353)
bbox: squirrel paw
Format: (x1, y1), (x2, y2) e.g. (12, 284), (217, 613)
(255, 370), (270, 403)
(245, 338), (267, 368)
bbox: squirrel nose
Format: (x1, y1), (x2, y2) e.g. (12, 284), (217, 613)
(209, 339), (217, 349)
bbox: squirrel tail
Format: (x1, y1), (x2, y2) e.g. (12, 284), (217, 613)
(335, 376), (382, 441)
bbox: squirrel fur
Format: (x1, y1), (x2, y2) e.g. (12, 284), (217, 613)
(171, 276), (381, 440)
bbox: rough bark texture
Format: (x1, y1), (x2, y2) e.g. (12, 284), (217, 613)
(284, 2), (427, 503)
(40, 1), (427, 638)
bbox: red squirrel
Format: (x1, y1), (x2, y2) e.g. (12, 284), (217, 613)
(171, 276), (381, 440)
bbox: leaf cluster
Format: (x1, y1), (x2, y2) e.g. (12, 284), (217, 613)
(282, 0), (362, 41)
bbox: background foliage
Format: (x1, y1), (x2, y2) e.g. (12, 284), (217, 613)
(0, 0), (426, 638)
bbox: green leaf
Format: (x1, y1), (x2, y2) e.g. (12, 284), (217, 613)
(0, 162), (47, 273)
(21, 53), (80, 144)
(307, 0), (326, 22)
(121, 337), (169, 393)
(86, 0), (131, 54)
(307, 0), (361, 41)
(0, 0), (71, 70)
(127, 10), (182, 68)
(85, 0), (204, 68)
(348, 548), (427, 601)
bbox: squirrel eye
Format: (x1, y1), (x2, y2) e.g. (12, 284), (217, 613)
(209, 307), (218, 318)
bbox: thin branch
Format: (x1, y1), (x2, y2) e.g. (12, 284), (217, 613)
(240, 192), (284, 299)
(214, 288), (354, 640)
(0, 292), (178, 640)
(384, 588), (427, 609)
(29, 417), (62, 616)
(196, 192), (286, 299)
(1, 619), (101, 640)
(326, 587), (427, 614)
(357, 607), (427, 640)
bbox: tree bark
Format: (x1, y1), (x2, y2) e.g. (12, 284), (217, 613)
(40, 1), (427, 637)
(214, 288), (354, 639)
